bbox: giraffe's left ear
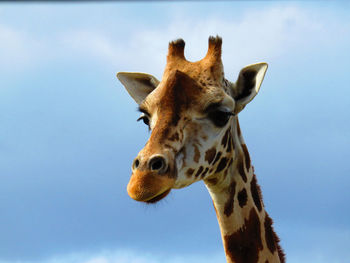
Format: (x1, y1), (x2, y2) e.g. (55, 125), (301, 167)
(232, 62), (268, 114)
(117, 72), (160, 105)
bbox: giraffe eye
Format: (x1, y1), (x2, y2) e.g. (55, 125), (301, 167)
(137, 114), (150, 126)
(208, 110), (234, 127)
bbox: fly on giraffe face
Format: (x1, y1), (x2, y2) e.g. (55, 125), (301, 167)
(117, 36), (285, 263)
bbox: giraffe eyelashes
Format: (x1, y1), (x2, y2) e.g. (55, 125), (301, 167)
(137, 110), (234, 128)
(204, 102), (235, 128)
(137, 114), (150, 126)
(208, 110), (235, 127)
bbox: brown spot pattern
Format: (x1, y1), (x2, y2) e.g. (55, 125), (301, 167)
(237, 188), (248, 208)
(224, 208), (263, 263)
(242, 144), (251, 171)
(224, 181), (236, 217)
(221, 129), (230, 148)
(205, 147), (216, 164)
(264, 214), (276, 254)
(193, 145), (200, 163)
(250, 175), (263, 212)
(227, 134), (233, 152)
(169, 132), (179, 141)
(201, 167), (209, 179)
(216, 157), (228, 173)
(213, 152), (222, 165)
(156, 70), (202, 131)
(237, 157), (247, 182)
(264, 214), (286, 263)
(186, 168), (194, 177)
(195, 166), (204, 178)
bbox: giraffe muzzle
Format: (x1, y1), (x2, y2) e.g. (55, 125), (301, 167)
(128, 153), (176, 203)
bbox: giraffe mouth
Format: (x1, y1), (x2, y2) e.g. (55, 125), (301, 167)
(145, 189), (171, 203)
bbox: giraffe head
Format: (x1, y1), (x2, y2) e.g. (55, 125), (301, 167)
(117, 36), (267, 203)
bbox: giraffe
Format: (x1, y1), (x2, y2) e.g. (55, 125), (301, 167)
(117, 36), (285, 263)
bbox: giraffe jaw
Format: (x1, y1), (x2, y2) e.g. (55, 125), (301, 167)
(127, 170), (175, 203)
(145, 189), (171, 203)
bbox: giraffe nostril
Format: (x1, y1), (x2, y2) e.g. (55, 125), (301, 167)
(149, 156), (167, 172)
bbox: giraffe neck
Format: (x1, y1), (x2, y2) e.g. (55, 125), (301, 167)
(204, 118), (284, 263)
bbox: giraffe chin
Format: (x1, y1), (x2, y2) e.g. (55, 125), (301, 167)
(144, 189), (171, 203)
(127, 171), (175, 203)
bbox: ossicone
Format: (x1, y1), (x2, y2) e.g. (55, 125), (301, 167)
(205, 35), (222, 62)
(167, 39), (186, 61)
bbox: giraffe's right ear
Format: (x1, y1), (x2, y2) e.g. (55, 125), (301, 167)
(117, 72), (160, 105)
(231, 63), (268, 114)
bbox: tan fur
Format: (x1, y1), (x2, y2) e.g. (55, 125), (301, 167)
(117, 36), (284, 263)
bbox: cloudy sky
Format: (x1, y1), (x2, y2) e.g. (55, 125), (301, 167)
(1, 1), (349, 263)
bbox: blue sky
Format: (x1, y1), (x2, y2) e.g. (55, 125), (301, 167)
(0, 1), (349, 263)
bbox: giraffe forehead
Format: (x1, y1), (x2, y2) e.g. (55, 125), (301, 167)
(144, 69), (227, 117)
(165, 49), (224, 81)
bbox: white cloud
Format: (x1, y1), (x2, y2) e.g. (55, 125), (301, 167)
(59, 30), (123, 67)
(128, 5), (350, 75)
(0, 24), (45, 72)
(58, 5), (350, 78)
(1, 5), (349, 76)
